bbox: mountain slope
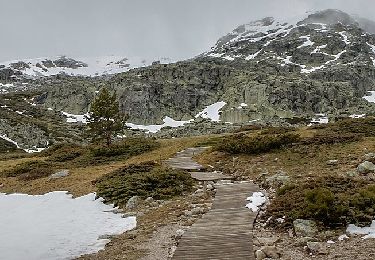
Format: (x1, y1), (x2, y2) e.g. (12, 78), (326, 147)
(41, 10), (375, 122)
(2, 9), (375, 149)
(0, 56), (171, 79)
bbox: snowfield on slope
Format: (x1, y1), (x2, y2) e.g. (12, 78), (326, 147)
(62, 101), (227, 134)
(0, 134), (46, 153)
(0, 56), (171, 77)
(0, 192), (136, 260)
(363, 91), (375, 103)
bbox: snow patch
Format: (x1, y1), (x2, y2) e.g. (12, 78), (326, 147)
(61, 112), (89, 123)
(246, 192), (266, 212)
(195, 101), (226, 122)
(346, 220), (375, 239)
(310, 114), (329, 124)
(0, 134), (47, 153)
(338, 31), (350, 44)
(238, 103), (248, 109)
(363, 91), (375, 103)
(0, 56), (172, 78)
(245, 50), (262, 60)
(126, 116), (192, 134)
(349, 114), (366, 119)
(297, 35), (314, 49)
(0, 192), (136, 260)
(311, 44), (327, 54)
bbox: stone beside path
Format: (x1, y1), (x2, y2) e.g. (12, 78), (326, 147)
(165, 147), (259, 260)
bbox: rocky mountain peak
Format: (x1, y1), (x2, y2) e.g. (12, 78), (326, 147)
(299, 9), (357, 26)
(204, 9), (375, 76)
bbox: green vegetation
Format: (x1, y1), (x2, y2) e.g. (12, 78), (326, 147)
(44, 137), (159, 166)
(214, 133), (300, 154)
(1, 138), (159, 181)
(268, 176), (375, 227)
(312, 117), (375, 137)
(95, 162), (194, 207)
(85, 87), (127, 146)
(2, 161), (54, 180)
(0, 138), (21, 153)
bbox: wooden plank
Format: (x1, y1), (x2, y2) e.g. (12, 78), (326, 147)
(167, 148), (258, 260)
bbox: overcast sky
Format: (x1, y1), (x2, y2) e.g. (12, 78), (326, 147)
(0, 0), (374, 62)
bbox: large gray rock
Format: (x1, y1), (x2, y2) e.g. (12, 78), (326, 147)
(255, 249), (267, 260)
(261, 246), (281, 259)
(265, 171), (290, 188)
(293, 219), (318, 237)
(49, 169), (69, 179)
(364, 153), (375, 161)
(357, 161), (375, 174)
(307, 242), (328, 255)
(126, 196), (140, 210)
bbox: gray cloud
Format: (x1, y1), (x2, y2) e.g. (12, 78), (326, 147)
(0, 0), (373, 62)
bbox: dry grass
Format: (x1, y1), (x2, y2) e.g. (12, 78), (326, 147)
(198, 133), (375, 182)
(0, 136), (208, 196)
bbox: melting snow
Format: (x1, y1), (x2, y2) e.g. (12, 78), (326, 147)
(0, 56), (172, 77)
(346, 220), (375, 239)
(126, 116), (192, 134)
(245, 50), (262, 60)
(363, 91), (375, 103)
(246, 192), (266, 212)
(310, 114), (329, 124)
(297, 35), (314, 49)
(127, 101), (226, 133)
(301, 50), (346, 74)
(311, 44), (327, 54)
(0, 192), (136, 260)
(238, 103), (248, 109)
(195, 101), (226, 122)
(0, 134), (47, 153)
(338, 31), (350, 44)
(367, 43), (375, 54)
(349, 114), (366, 119)
(61, 112), (89, 123)
(0, 83), (14, 93)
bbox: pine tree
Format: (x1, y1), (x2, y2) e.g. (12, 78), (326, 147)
(85, 88), (127, 146)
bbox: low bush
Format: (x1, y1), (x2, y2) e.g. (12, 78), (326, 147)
(311, 117), (375, 137)
(47, 144), (85, 162)
(260, 127), (295, 135)
(232, 125), (262, 133)
(301, 132), (362, 145)
(0, 138), (22, 153)
(90, 137), (159, 158)
(268, 176), (375, 227)
(95, 162), (193, 207)
(2, 161), (54, 180)
(214, 133), (300, 154)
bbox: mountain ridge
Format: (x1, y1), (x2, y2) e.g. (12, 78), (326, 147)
(2, 9), (375, 149)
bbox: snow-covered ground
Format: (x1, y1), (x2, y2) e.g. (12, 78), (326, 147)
(61, 111), (89, 123)
(363, 91), (375, 103)
(126, 116), (192, 134)
(309, 114), (329, 125)
(346, 220), (375, 239)
(246, 192), (266, 212)
(195, 101), (226, 122)
(0, 192), (136, 260)
(0, 56), (172, 77)
(0, 134), (46, 153)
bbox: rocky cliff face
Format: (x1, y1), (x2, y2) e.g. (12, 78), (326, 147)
(36, 10), (375, 125)
(2, 9), (375, 149)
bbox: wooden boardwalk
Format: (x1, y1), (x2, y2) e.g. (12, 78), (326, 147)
(164, 147), (207, 170)
(165, 148), (258, 260)
(172, 182), (258, 260)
